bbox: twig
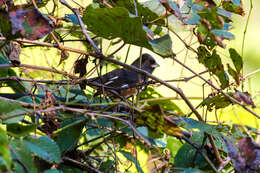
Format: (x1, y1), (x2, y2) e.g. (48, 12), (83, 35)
(60, 0), (100, 53)
(217, 157), (231, 172)
(182, 136), (218, 172)
(62, 106), (152, 147)
(0, 64), (78, 79)
(0, 96), (34, 107)
(0, 76), (70, 85)
(108, 42), (126, 56)
(208, 134), (223, 165)
(241, 0), (253, 57)
(63, 157), (102, 173)
(243, 68), (260, 79)
(173, 56), (260, 119)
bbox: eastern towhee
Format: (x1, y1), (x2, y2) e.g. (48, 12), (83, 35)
(81, 54), (159, 99)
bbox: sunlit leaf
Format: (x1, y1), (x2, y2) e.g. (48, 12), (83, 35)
(7, 123), (36, 137)
(0, 127), (12, 172)
(119, 150), (144, 173)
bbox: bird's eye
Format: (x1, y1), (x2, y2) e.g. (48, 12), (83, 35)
(150, 59), (155, 64)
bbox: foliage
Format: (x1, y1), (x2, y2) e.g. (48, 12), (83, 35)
(0, 0), (258, 172)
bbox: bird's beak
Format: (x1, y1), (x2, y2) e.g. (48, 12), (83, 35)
(151, 62), (160, 68)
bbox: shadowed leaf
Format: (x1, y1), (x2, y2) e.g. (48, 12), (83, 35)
(24, 136), (61, 164)
(229, 48), (243, 73)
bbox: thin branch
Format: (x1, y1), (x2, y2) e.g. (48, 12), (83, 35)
(63, 157), (103, 173)
(173, 56), (260, 119)
(243, 68), (260, 79)
(0, 76), (70, 85)
(182, 136), (218, 172)
(60, 0), (100, 53)
(0, 64), (78, 79)
(108, 42), (126, 56)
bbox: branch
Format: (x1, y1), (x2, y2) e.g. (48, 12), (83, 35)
(173, 57), (260, 119)
(60, 0), (100, 53)
(0, 64), (78, 79)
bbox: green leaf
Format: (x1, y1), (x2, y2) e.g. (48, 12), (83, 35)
(175, 133), (208, 168)
(44, 169), (63, 173)
(140, 87), (183, 114)
(149, 34), (175, 57)
(197, 47), (229, 88)
(0, 127), (12, 172)
(175, 117), (228, 138)
(227, 64), (240, 85)
(83, 6), (151, 49)
(173, 167), (205, 173)
(0, 55), (26, 93)
(24, 136), (61, 164)
(0, 99), (26, 124)
(201, 94), (232, 111)
(229, 48), (243, 73)
(119, 150), (144, 173)
(56, 117), (85, 152)
(109, 0), (164, 25)
(10, 139), (37, 173)
(166, 137), (183, 162)
(222, 0), (245, 16)
(7, 123), (36, 137)
(83, 5), (175, 57)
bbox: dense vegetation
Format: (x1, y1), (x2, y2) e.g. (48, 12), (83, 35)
(0, 0), (259, 172)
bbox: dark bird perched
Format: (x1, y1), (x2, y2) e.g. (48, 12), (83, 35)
(81, 53), (159, 99)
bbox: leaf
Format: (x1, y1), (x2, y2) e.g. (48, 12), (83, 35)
(7, 123), (36, 137)
(65, 14), (79, 25)
(119, 150), (144, 173)
(0, 8), (53, 40)
(222, 0), (245, 16)
(211, 29), (235, 40)
(174, 117), (226, 136)
(83, 5), (175, 57)
(149, 34), (175, 57)
(227, 64), (240, 85)
(173, 168), (205, 173)
(24, 136), (61, 164)
(229, 48), (243, 73)
(174, 133), (208, 168)
(10, 139), (38, 173)
(44, 169), (63, 173)
(234, 91), (255, 107)
(0, 99), (26, 124)
(201, 94), (232, 111)
(83, 6), (151, 49)
(140, 87), (183, 113)
(109, 0), (165, 25)
(0, 127), (12, 172)
(0, 54), (26, 93)
(166, 137), (183, 160)
(197, 47), (229, 88)
(56, 117), (85, 152)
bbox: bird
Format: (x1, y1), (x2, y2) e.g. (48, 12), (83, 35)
(81, 53), (159, 99)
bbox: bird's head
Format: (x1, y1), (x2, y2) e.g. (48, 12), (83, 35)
(131, 54), (159, 73)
